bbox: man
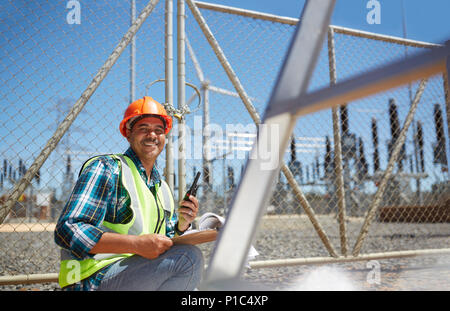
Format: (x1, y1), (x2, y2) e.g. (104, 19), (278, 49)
(54, 96), (203, 291)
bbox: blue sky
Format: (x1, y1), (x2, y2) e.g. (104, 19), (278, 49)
(204, 0), (450, 44)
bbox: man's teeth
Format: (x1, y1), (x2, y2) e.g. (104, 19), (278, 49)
(143, 142), (157, 146)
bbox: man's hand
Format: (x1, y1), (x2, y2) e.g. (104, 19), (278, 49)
(89, 232), (173, 260)
(134, 233), (173, 259)
(177, 195), (199, 232)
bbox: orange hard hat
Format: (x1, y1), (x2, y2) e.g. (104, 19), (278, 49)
(119, 96), (173, 137)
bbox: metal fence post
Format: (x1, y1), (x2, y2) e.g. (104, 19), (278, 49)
(202, 80), (213, 209)
(165, 0), (175, 191)
(130, 0), (136, 103)
(327, 27), (348, 256)
(444, 41), (450, 178)
(177, 0), (187, 201)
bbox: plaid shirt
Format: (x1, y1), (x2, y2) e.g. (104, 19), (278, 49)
(54, 147), (178, 291)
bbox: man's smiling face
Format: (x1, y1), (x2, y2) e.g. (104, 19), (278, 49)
(126, 116), (166, 164)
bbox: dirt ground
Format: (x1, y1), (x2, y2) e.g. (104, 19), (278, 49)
(1, 216), (449, 291)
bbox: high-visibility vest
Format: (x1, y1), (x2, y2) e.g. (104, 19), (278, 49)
(58, 154), (175, 288)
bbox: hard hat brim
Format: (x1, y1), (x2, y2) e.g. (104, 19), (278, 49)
(120, 113), (172, 137)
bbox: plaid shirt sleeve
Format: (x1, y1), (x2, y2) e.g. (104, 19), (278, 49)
(54, 156), (119, 260)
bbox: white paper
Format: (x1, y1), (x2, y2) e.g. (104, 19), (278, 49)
(193, 212), (259, 267)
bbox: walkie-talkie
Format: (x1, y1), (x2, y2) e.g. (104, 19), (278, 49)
(183, 172), (201, 202)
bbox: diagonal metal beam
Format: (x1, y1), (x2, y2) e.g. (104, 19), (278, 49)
(186, 36), (205, 83)
(352, 78), (428, 256)
(199, 0), (336, 285)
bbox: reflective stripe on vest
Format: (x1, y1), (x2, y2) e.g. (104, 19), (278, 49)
(58, 154), (174, 288)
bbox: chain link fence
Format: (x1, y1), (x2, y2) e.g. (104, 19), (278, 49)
(0, 0), (449, 286)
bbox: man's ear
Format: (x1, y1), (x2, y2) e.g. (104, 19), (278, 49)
(125, 127), (131, 141)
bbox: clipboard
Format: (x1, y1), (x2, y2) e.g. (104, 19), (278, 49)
(171, 229), (218, 245)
